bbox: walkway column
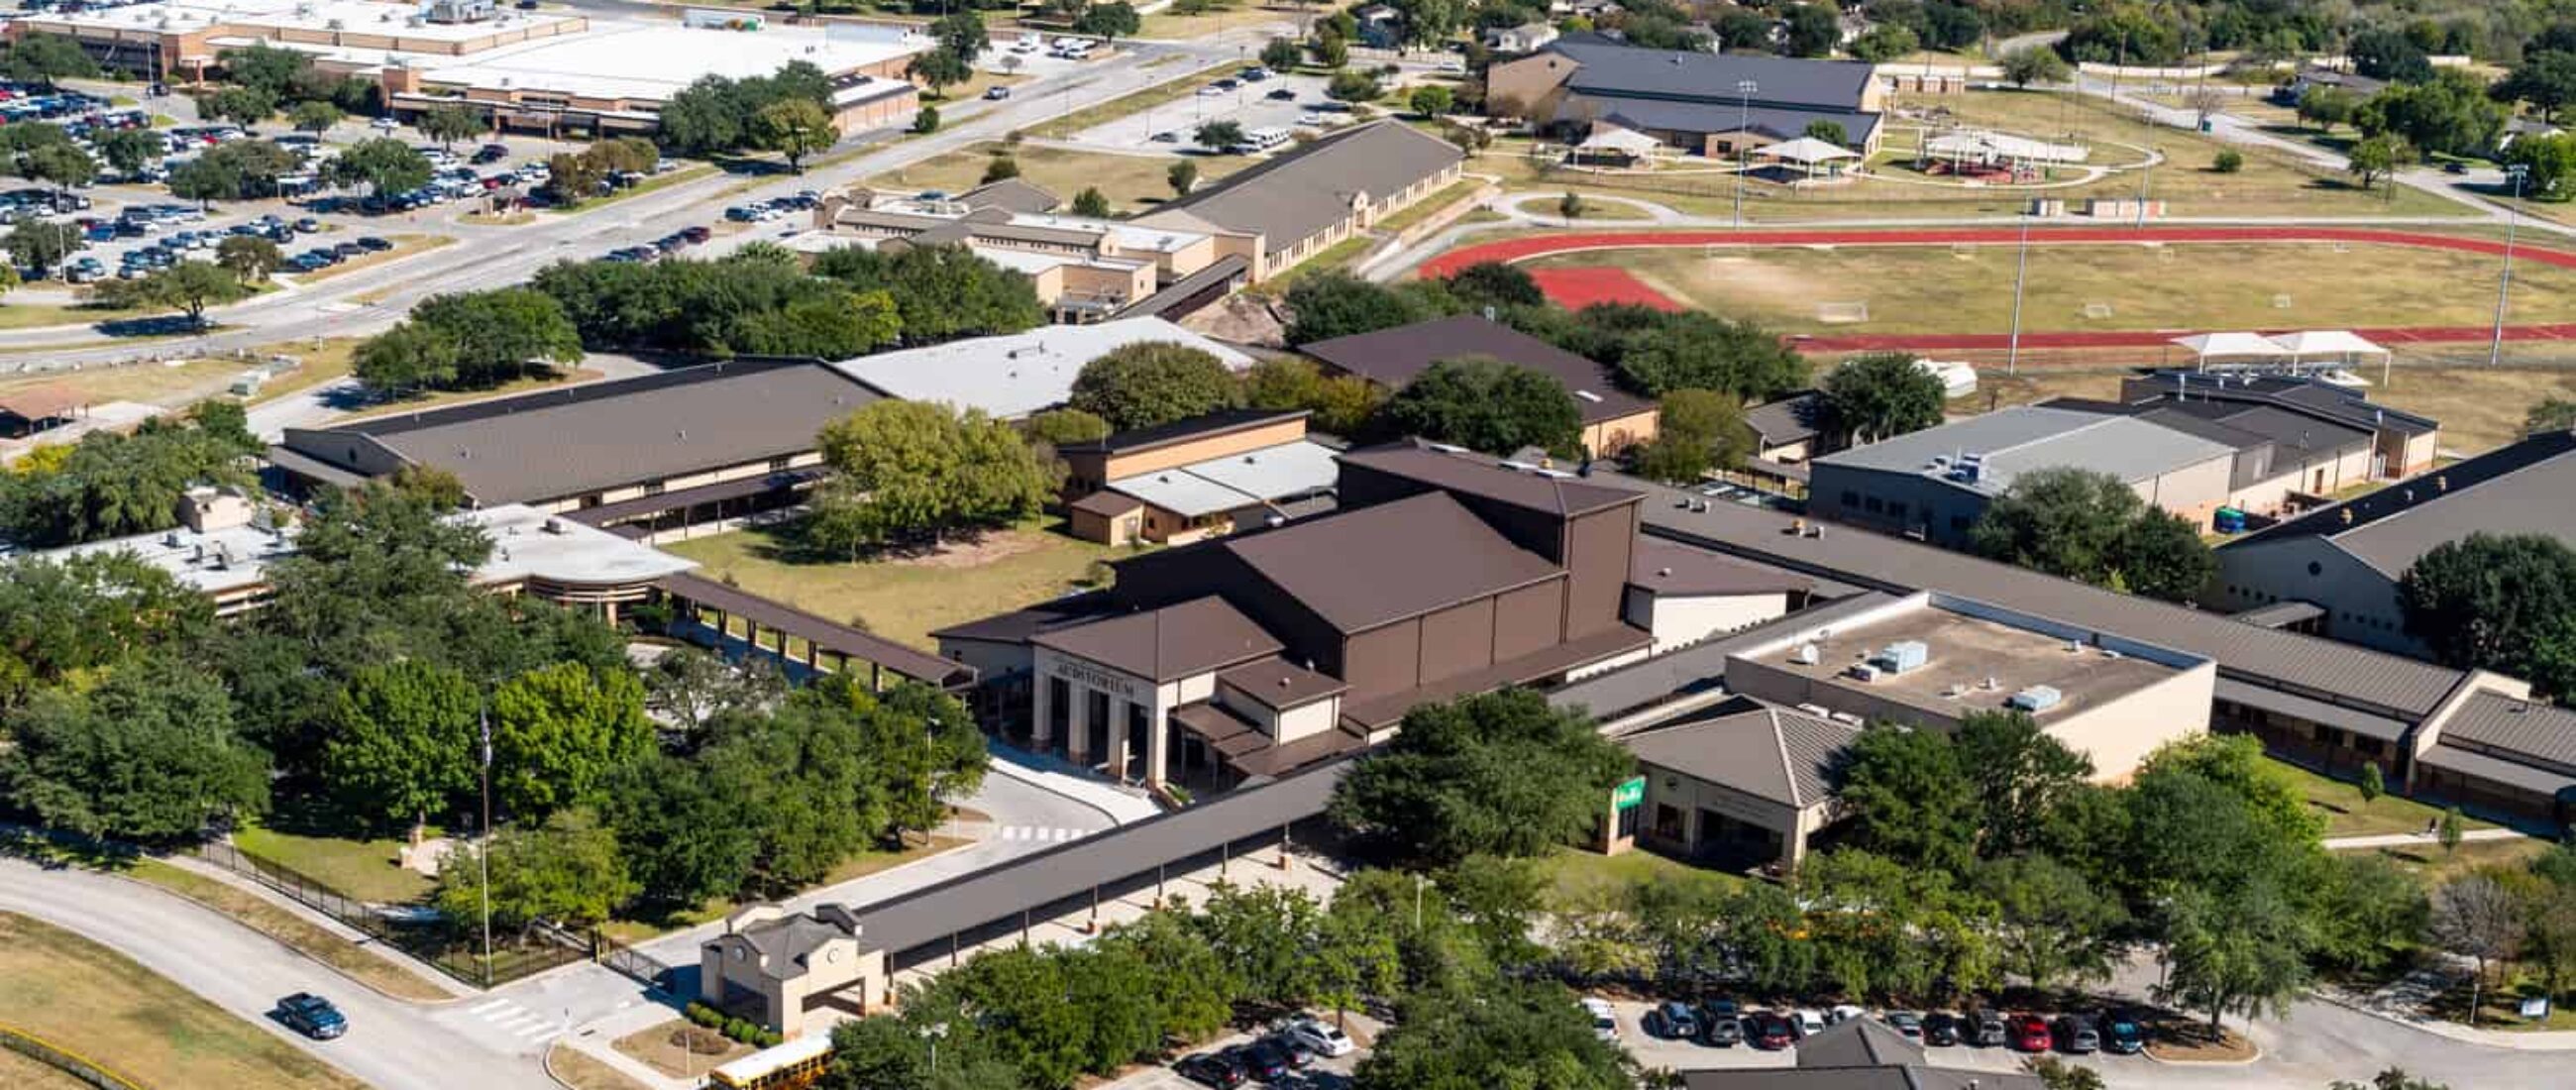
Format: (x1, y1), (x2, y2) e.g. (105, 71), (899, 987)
(1105, 700), (1131, 785)
(1066, 686), (1092, 767)
(1032, 674), (1056, 753)
(1145, 707), (1171, 789)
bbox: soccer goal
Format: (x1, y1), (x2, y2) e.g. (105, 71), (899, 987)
(2273, 293), (2295, 310)
(1815, 300), (1871, 324)
(2081, 301), (2116, 320)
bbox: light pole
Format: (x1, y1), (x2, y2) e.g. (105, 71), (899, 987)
(923, 1022), (950, 1074)
(478, 703), (493, 987)
(1733, 79), (1757, 228)
(2491, 164), (2529, 369)
(2006, 214), (2031, 375)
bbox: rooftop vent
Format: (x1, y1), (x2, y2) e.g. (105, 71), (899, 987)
(2007, 685), (2065, 712)
(1871, 640), (1929, 674)
(2099, 647), (2123, 660)
(1982, 676), (2000, 691)
(542, 518), (569, 535)
(1791, 642), (1819, 665)
(2065, 639), (2083, 653)
(1574, 389), (1603, 403)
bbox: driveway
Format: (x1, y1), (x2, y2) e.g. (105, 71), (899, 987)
(0, 856), (552, 1090)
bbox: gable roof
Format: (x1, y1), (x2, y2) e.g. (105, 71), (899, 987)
(2224, 430), (2576, 577)
(1299, 314), (1653, 426)
(1139, 121), (1463, 252)
(1793, 1018), (1925, 1069)
(1621, 697), (1859, 809)
(282, 359), (881, 505)
(2438, 690), (2576, 771)
(1225, 490), (1563, 632)
(1744, 389), (1825, 445)
(1813, 405), (2232, 496)
(2128, 370), (2437, 436)
(1631, 536), (1812, 598)
(1032, 596), (1284, 681)
(957, 176), (1061, 214)
(1335, 441), (1643, 517)
(1061, 408), (1310, 457)
(1545, 36), (1877, 110)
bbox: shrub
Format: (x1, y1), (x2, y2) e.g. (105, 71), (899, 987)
(725, 1018), (756, 1042)
(2212, 149), (2244, 173)
(912, 105), (940, 134)
(685, 1002), (722, 1029)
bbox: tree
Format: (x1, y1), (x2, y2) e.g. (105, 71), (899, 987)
(2349, 27), (2432, 83)
(216, 234), (283, 283)
(0, 653), (267, 842)
(1283, 271), (1431, 344)
(1068, 342), (1239, 430)
(812, 243), (1041, 345)
(1327, 69), (1381, 104)
(488, 663), (653, 818)
(1241, 357), (1381, 436)
(1956, 709), (2093, 856)
(1970, 466), (2214, 603)
(545, 150), (605, 206)
(912, 104), (941, 134)
(2213, 148), (2244, 173)
(1166, 159), (1199, 196)
(434, 809), (637, 930)
(1632, 387), (1750, 485)
(1380, 357), (1583, 456)
(407, 287), (585, 387)
(1356, 979), (1632, 1090)
(1070, 186), (1112, 218)
(2115, 507), (2219, 604)
(6, 220), (79, 277)
(1313, 32), (1350, 69)
(353, 321), (464, 395)
(2154, 880), (2316, 1035)
(908, 48), (974, 96)
(167, 157), (244, 208)
(809, 400), (1052, 555)
(196, 86), (276, 132)
(1330, 689), (1632, 867)
(2348, 134), (2412, 191)
(331, 138), (433, 197)
(2028, 1056), (2107, 1090)
(2439, 806), (2464, 853)
(1074, 1), (1140, 41)
(1980, 854), (2128, 989)
(1262, 37), (1303, 72)
(1783, 2), (1840, 56)
(2299, 86), (2356, 133)
(2507, 133), (2576, 200)
(1442, 261), (1544, 309)
(755, 98), (834, 173)
(638, 646), (782, 739)
(21, 143), (92, 191)
(2429, 875), (2522, 1025)
(417, 103), (486, 150)
(2001, 48), (2071, 89)
(0, 415), (257, 547)
(1607, 312), (1805, 402)
(1821, 352), (1944, 444)
(1195, 119), (1246, 150)
(96, 129), (164, 179)
(2329, 1071), (2454, 1090)
(1847, 23), (1919, 62)
(1, 34), (99, 88)
(288, 100), (343, 135)
(1409, 84), (1453, 118)
(2529, 395), (2576, 433)
(1835, 724), (1980, 876)
(2359, 761), (2386, 805)
(319, 659), (479, 834)
(931, 10), (991, 63)
(118, 261), (252, 327)
(1025, 408), (1114, 449)
(1802, 119), (1849, 147)
(2500, 52), (2576, 123)
(2399, 533), (2576, 699)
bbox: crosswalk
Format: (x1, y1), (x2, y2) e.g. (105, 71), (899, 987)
(465, 997), (564, 1045)
(998, 825), (1094, 843)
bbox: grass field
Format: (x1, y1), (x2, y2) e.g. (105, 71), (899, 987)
(2348, 835), (2552, 884)
(1523, 240), (2576, 338)
(663, 516), (1127, 652)
(232, 825), (434, 904)
(1539, 845), (1740, 911)
(2264, 757), (2498, 839)
(1962, 364), (2576, 457)
(0, 912), (368, 1090)
(127, 860), (452, 1003)
(867, 143), (1250, 217)
(0, 1045), (89, 1088)
(549, 1043), (655, 1090)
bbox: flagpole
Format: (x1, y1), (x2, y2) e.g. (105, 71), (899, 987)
(480, 704), (493, 986)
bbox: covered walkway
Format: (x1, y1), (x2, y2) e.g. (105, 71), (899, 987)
(655, 573), (975, 690)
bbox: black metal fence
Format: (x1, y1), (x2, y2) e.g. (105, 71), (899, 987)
(195, 840), (585, 989)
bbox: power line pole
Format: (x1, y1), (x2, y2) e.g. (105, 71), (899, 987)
(2007, 215), (2032, 376)
(1733, 79), (1757, 228)
(2491, 164), (2529, 368)
(479, 703), (493, 988)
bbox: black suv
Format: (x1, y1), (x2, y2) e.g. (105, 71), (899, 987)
(275, 993), (346, 1039)
(1176, 1048), (1249, 1088)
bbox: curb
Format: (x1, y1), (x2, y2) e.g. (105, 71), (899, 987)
(983, 751), (1144, 828)
(2140, 1040), (2264, 1067)
(104, 866), (471, 1008)
(2308, 989), (2576, 1052)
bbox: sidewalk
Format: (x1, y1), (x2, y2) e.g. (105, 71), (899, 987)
(2321, 827), (2525, 850)
(556, 1002), (699, 1090)
(985, 744), (1165, 825)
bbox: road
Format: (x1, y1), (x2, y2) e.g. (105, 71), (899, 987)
(0, 856), (551, 1090)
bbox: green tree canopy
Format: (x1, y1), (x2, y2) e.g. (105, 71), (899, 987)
(812, 243), (1044, 345)
(329, 137), (432, 197)
(2399, 532), (2576, 699)
(1330, 689), (1632, 867)
(810, 400), (1052, 555)
(1822, 352), (1946, 444)
(1378, 357), (1583, 456)
(434, 808), (637, 930)
(1356, 979), (1633, 1090)
(1, 653), (268, 841)
(1969, 466), (2214, 603)
(489, 662), (653, 818)
(1067, 342), (1240, 430)
(320, 659), (481, 834)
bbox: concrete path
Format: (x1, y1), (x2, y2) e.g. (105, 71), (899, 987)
(2321, 827), (2526, 850)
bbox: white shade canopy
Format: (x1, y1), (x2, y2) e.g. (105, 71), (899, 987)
(1576, 125), (1664, 156)
(1755, 136), (1860, 164)
(2171, 332), (2294, 361)
(2268, 329), (2391, 359)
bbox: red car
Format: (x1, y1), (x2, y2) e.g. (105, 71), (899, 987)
(2009, 1014), (2052, 1052)
(1745, 1011), (1797, 1050)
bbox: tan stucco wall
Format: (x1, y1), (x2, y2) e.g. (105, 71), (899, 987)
(1072, 418), (1313, 486)
(2038, 661), (2215, 782)
(1582, 406), (1661, 457)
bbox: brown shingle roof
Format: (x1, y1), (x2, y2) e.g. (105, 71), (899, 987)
(0, 383), (84, 422)
(1225, 490), (1562, 632)
(1032, 597), (1283, 681)
(1300, 315), (1653, 426)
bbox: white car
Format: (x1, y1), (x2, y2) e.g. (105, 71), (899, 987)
(1791, 1009), (1828, 1037)
(1285, 1019), (1354, 1058)
(370, 117), (398, 132)
(1580, 997), (1619, 1041)
(1827, 1004), (1867, 1026)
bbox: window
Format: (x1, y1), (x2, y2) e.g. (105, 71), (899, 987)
(643, 481), (665, 496)
(1841, 490), (1860, 508)
(1888, 501), (1908, 521)
(769, 456), (793, 472)
(1864, 496), (1883, 513)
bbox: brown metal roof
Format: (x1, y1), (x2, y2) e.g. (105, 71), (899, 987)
(1060, 408), (1310, 457)
(1217, 656), (1348, 710)
(1226, 490), (1563, 633)
(0, 383), (84, 421)
(927, 594), (1117, 645)
(1069, 490), (1143, 516)
(1743, 389), (1824, 445)
(289, 359), (879, 505)
(2440, 691), (2576, 770)
(1031, 597), (1283, 682)
(958, 177), (1062, 214)
(1631, 537), (1811, 598)
(1624, 698), (1858, 809)
(1140, 121), (1463, 253)
(1336, 442), (1642, 518)
(1299, 315), (1654, 426)
(657, 573), (972, 688)
(1339, 621), (1652, 728)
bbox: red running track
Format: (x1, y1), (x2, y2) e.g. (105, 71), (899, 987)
(1419, 226), (2576, 351)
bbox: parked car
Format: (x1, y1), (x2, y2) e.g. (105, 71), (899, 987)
(2009, 1014), (2052, 1052)
(2053, 1014), (2100, 1054)
(1580, 997), (1619, 1041)
(2100, 1009), (2146, 1054)
(1176, 1049), (1249, 1089)
(1972, 1010), (2008, 1047)
(1699, 1006), (1743, 1047)
(1827, 1004), (1866, 1026)
(1644, 1001), (1699, 1040)
(1284, 1018), (1354, 1058)
(984, 84), (1012, 100)
(1883, 1011), (1924, 1038)
(275, 993), (346, 1039)
(1744, 1011), (1796, 1050)
(680, 224), (711, 244)
(1239, 1039), (1292, 1082)
(473, 143), (508, 164)
(1789, 1009), (1827, 1037)
(370, 116), (398, 132)
(1266, 87), (1296, 100)
(356, 236), (393, 251)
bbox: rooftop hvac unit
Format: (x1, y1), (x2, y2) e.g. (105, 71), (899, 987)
(1831, 711), (1865, 726)
(1872, 639), (1929, 674)
(2007, 685), (2064, 712)
(542, 518), (569, 535)
(1796, 703), (1831, 717)
(1942, 683), (1968, 698)
(164, 530), (183, 547)
(1981, 676), (2000, 690)
(1791, 642), (1820, 665)
(1846, 663), (1880, 683)
(2065, 639), (2083, 653)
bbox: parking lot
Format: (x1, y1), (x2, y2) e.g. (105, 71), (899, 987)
(1069, 70), (1344, 154)
(1102, 1016), (1371, 1090)
(1599, 997), (2140, 1080)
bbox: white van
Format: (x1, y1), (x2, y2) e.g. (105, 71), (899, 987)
(1233, 126), (1292, 153)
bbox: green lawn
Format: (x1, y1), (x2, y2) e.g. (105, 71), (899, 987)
(1538, 846), (1740, 910)
(231, 825), (435, 904)
(2264, 757), (2500, 839)
(2349, 836), (2550, 884)
(662, 516), (1129, 652)
(868, 143), (1250, 217)
(546, 164), (718, 216)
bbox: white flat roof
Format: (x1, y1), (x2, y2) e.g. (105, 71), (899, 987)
(415, 20), (928, 103)
(831, 318), (1254, 420)
(30, 0), (579, 45)
(1108, 439), (1341, 517)
(45, 519), (293, 598)
(786, 233), (1146, 278)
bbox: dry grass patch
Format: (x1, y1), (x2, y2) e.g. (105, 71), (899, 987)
(549, 1043), (658, 1090)
(611, 1019), (753, 1080)
(128, 860), (452, 1003)
(869, 143), (1250, 217)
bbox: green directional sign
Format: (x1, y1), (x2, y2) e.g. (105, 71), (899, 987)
(1611, 776), (1646, 810)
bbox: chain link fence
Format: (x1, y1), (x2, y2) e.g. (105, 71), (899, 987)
(195, 840), (584, 989)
